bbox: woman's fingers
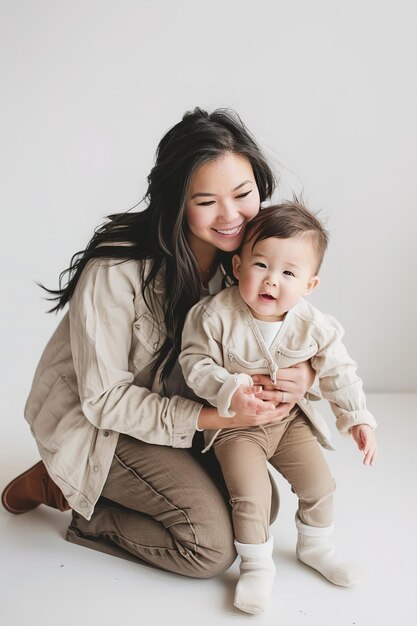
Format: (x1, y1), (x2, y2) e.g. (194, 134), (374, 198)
(252, 362), (314, 401)
(253, 371), (300, 385)
(258, 389), (293, 404)
(233, 378), (300, 424)
(274, 379), (298, 392)
(241, 385), (263, 395)
(255, 407), (291, 424)
(232, 386), (276, 415)
(275, 366), (308, 382)
(257, 401), (295, 422)
(248, 398), (276, 413)
(252, 375), (272, 386)
(252, 374), (297, 393)
(233, 403), (292, 427)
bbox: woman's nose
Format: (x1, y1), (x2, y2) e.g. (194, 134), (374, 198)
(217, 200), (240, 223)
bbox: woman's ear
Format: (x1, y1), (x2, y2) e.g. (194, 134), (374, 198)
(232, 254), (241, 281)
(303, 275), (320, 296)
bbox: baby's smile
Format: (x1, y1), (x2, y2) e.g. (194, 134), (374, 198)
(258, 293), (277, 302)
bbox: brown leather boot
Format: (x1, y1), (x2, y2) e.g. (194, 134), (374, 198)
(1, 461), (70, 514)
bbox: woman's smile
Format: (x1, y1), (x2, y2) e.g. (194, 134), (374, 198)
(211, 222), (245, 238)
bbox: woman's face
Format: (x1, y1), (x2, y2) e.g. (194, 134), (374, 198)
(185, 153), (260, 256)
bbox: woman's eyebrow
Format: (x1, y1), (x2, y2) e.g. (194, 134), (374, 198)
(191, 180), (252, 199)
(233, 180), (252, 191)
(191, 191), (215, 199)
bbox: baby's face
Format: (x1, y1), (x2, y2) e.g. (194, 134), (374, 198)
(232, 235), (320, 321)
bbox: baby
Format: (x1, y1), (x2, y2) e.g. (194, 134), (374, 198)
(179, 201), (377, 615)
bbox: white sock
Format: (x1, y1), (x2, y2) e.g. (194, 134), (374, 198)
(296, 516), (363, 587)
(234, 536), (276, 615)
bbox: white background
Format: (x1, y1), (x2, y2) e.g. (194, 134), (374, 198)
(1, 3), (417, 625)
(1, 0), (416, 418)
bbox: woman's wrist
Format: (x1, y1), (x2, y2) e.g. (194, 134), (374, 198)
(197, 406), (219, 431)
(197, 406), (234, 431)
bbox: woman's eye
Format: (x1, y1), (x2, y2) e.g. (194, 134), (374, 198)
(236, 190), (252, 199)
(196, 200), (216, 206)
(283, 270), (295, 277)
(255, 262), (267, 269)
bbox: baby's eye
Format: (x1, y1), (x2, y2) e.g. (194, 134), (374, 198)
(283, 270), (295, 277)
(255, 262), (267, 269)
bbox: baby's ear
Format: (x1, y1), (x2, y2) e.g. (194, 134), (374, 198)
(232, 254), (241, 281)
(303, 275), (320, 296)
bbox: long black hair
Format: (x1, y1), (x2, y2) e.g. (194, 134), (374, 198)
(44, 107), (276, 379)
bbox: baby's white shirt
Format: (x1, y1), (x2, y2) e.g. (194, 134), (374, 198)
(254, 318), (283, 348)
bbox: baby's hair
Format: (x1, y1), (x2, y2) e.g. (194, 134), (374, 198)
(245, 199), (329, 273)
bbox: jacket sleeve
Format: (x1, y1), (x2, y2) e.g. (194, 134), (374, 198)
(69, 259), (201, 448)
(311, 316), (377, 436)
(180, 301), (252, 417)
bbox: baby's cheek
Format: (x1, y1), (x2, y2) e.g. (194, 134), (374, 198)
(240, 274), (258, 298)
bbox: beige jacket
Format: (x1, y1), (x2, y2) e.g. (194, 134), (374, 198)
(24, 258), (202, 519)
(180, 286), (377, 452)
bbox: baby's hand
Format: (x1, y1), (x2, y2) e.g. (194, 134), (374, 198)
(230, 384), (275, 419)
(350, 424), (377, 466)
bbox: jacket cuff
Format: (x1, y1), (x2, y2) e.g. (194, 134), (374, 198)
(336, 409), (378, 436)
(306, 383), (321, 401)
(171, 397), (203, 448)
(217, 373), (253, 417)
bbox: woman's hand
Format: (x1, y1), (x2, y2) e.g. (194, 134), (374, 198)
(197, 362), (316, 430)
(252, 360), (316, 417)
(197, 399), (292, 431)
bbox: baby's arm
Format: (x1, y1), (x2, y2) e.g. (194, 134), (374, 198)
(311, 316), (377, 460)
(180, 300), (272, 417)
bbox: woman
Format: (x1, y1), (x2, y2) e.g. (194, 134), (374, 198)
(2, 108), (314, 578)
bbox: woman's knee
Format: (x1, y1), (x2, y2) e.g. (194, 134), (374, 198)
(185, 506), (236, 578)
(191, 534), (236, 578)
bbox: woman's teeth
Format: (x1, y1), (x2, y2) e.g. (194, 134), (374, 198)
(215, 224), (243, 235)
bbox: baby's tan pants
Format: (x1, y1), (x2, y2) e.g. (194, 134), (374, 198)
(213, 411), (336, 544)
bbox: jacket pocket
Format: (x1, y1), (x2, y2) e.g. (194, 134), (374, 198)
(131, 312), (162, 370)
(31, 375), (83, 453)
(227, 348), (269, 372)
(274, 342), (318, 362)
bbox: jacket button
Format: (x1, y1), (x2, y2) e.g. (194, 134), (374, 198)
(80, 499), (87, 508)
(103, 430), (110, 437)
(93, 465), (99, 473)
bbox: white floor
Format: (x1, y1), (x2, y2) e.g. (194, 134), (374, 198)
(1, 393), (416, 626)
